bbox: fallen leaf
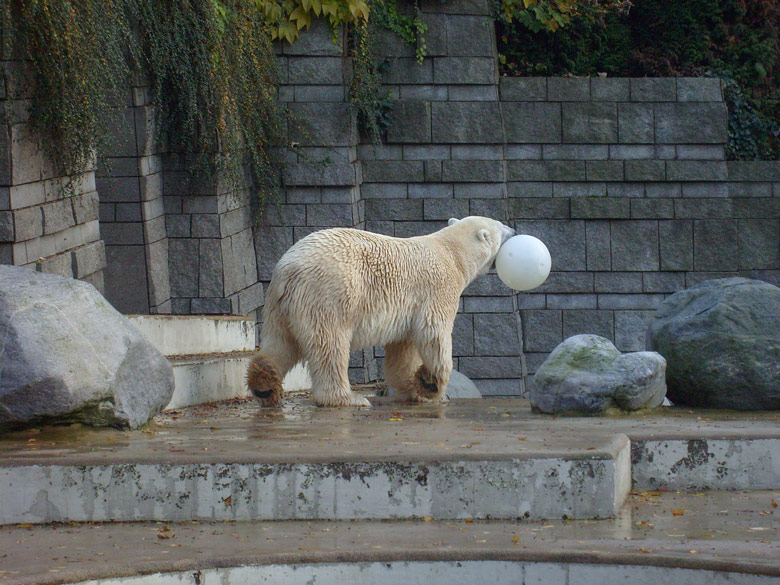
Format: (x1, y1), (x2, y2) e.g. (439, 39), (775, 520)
(512, 535), (520, 544)
(388, 418), (403, 422)
(423, 517), (432, 522)
(689, 550), (698, 554)
(772, 500), (778, 509)
(517, 437), (526, 441)
(464, 518), (473, 524)
(639, 548), (652, 554)
(672, 509), (685, 516)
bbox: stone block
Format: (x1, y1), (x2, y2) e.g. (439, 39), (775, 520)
(284, 163), (357, 187)
(403, 145), (450, 160)
(666, 160), (727, 181)
(255, 226), (294, 280)
(42, 198), (76, 235)
(473, 313), (521, 356)
(447, 85), (498, 101)
(166, 215), (190, 238)
(287, 57), (344, 85)
(674, 198), (732, 219)
(618, 103), (654, 144)
(13, 206), (42, 241)
(321, 187), (357, 204)
(0, 211), (13, 241)
(458, 356), (522, 379)
(676, 145), (725, 160)
(546, 294), (597, 309)
(198, 239), (224, 297)
(36, 251), (73, 278)
(285, 188), (320, 204)
(644, 182), (681, 198)
(562, 102), (617, 143)
(408, 183), (452, 199)
(306, 203), (353, 226)
(590, 77), (630, 101)
(586, 161), (624, 181)
(563, 309), (614, 340)
(432, 102), (502, 143)
(222, 230), (258, 295)
(681, 182), (728, 198)
(451, 145), (503, 160)
(259, 203), (306, 226)
(631, 198), (674, 219)
(631, 78), (676, 101)
(365, 199), (423, 221)
(506, 160), (586, 182)
(455, 183), (504, 199)
(611, 220), (659, 271)
(283, 19), (342, 56)
(694, 219), (738, 271)
(654, 102), (728, 144)
(542, 145), (608, 160)
(462, 296), (513, 312)
(659, 220), (693, 271)
(733, 198), (780, 218)
(511, 197), (569, 219)
(464, 272), (510, 296)
(190, 214), (220, 238)
(521, 309), (562, 352)
(288, 103), (356, 146)
(452, 312), (474, 356)
(387, 101), (432, 144)
(643, 272), (686, 293)
(677, 77), (722, 101)
(424, 161), (442, 182)
(423, 198), (469, 220)
(597, 293), (665, 310)
(606, 182), (645, 198)
(738, 219), (779, 270)
(614, 310), (655, 352)
(595, 271), (643, 293)
(446, 15), (494, 56)
(507, 182), (552, 198)
(434, 57), (496, 84)
(394, 221), (443, 237)
(469, 197), (508, 217)
(548, 77), (590, 101)
(552, 183), (606, 198)
(294, 85), (344, 102)
(442, 160), (504, 182)
(114, 202), (142, 222)
(7, 181), (43, 210)
(727, 161), (780, 181)
(190, 298), (233, 314)
(586, 220), (610, 271)
(96, 176), (140, 203)
(533, 271), (594, 294)
(168, 238), (199, 297)
(362, 160), (424, 183)
(502, 102), (561, 143)
(384, 58), (433, 85)
(504, 144), (542, 160)
(625, 160), (665, 182)
(399, 85), (448, 100)
(421, 13), (447, 55)
(571, 198), (630, 219)
(72, 240), (106, 279)
(514, 219), (586, 271)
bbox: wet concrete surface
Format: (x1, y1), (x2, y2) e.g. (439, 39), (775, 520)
(1, 490), (778, 585)
(1, 396), (779, 467)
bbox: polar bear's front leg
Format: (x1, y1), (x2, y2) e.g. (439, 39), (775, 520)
(307, 331), (371, 407)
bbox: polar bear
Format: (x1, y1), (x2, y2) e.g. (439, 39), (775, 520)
(247, 216), (515, 407)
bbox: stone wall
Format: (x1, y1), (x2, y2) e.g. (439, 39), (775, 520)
(0, 58), (105, 290)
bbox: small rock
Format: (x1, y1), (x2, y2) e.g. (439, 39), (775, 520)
(0, 266), (174, 428)
(530, 334), (666, 415)
(445, 370), (482, 399)
(647, 277), (780, 410)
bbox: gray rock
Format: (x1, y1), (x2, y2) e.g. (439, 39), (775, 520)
(647, 277), (780, 410)
(531, 334), (667, 415)
(445, 370), (482, 399)
(0, 266), (174, 428)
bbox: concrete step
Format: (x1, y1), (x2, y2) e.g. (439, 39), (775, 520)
(1, 399), (779, 526)
(2, 491), (778, 585)
(128, 315), (255, 356)
(167, 352), (254, 410)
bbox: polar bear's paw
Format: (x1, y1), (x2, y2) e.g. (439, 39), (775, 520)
(350, 393), (372, 407)
(314, 391), (372, 408)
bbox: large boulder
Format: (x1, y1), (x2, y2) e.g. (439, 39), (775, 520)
(647, 277), (780, 410)
(531, 334), (666, 415)
(0, 266), (174, 428)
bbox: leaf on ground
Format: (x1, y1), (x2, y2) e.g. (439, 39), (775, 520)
(672, 509), (685, 516)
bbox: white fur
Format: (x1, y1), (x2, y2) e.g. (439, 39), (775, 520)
(258, 216), (514, 407)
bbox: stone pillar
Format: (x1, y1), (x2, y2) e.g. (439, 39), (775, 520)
(0, 59), (106, 289)
(99, 82), (171, 314)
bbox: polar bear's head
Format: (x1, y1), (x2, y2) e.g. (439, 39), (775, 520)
(446, 216), (515, 276)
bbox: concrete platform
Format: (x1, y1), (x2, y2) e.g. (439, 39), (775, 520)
(1, 397), (779, 526)
(1, 490), (778, 585)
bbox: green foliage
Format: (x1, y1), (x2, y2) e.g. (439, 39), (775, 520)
(132, 0), (287, 211)
(372, 0), (428, 63)
(497, 0), (780, 159)
(4, 0), (132, 177)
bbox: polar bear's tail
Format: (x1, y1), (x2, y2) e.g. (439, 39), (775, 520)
(247, 354), (284, 406)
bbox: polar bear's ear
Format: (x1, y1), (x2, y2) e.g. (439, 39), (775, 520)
(478, 229), (490, 243)
(448, 218), (460, 226)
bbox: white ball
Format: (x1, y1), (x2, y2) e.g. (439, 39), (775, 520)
(495, 235), (552, 291)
